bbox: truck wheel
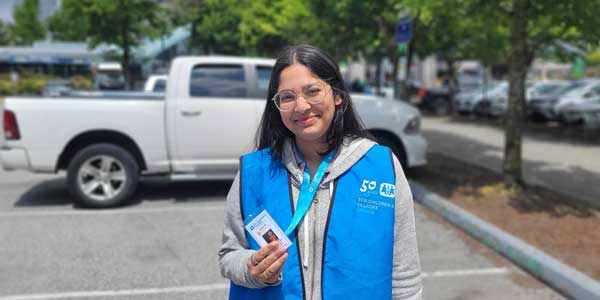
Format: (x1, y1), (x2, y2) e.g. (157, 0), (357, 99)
(67, 143), (139, 208)
(432, 97), (450, 115)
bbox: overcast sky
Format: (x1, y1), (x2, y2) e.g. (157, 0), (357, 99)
(0, 0), (22, 24)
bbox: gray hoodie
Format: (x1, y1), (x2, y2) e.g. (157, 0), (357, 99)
(219, 137), (423, 299)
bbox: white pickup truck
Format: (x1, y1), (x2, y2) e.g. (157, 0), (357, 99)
(1, 56), (427, 208)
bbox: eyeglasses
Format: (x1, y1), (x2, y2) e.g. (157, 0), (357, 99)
(272, 82), (333, 112)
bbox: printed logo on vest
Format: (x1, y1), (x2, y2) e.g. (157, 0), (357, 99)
(379, 183), (395, 198)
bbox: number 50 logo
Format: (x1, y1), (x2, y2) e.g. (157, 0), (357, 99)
(360, 180), (377, 192)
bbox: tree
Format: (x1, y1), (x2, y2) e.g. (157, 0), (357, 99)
(47, 0), (89, 42)
(239, 0), (313, 57)
(192, 0), (245, 55)
(0, 21), (9, 45)
(8, 0), (46, 45)
(54, 0), (168, 88)
(488, 0), (600, 186)
(405, 0), (509, 111)
(164, 0), (205, 54)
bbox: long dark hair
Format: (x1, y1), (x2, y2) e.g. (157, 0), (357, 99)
(256, 44), (369, 161)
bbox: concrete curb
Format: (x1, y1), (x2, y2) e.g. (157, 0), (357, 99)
(410, 180), (600, 300)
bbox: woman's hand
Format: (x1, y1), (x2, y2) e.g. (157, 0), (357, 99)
(247, 241), (288, 284)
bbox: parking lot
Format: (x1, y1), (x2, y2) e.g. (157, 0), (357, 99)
(0, 169), (565, 300)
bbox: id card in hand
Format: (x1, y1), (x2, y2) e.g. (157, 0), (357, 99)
(245, 210), (292, 250)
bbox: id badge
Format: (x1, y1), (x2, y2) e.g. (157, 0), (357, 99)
(245, 209), (292, 250)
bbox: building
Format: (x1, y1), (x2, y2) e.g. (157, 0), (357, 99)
(0, 41), (97, 77)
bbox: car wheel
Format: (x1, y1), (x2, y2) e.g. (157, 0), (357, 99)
(432, 97), (450, 115)
(67, 143), (139, 208)
(373, 134), (408, 173)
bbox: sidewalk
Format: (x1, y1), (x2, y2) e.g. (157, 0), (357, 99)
(411, 181), (600, 300)
(421, 116), (600, 207)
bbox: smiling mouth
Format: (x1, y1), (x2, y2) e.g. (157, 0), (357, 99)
(295, 115), (318, 125)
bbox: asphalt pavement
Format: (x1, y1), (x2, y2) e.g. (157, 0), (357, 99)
(421, 116), (600, 207)
(0, 169), (565, 299)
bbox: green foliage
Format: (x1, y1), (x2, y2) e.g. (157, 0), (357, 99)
(0, 21), (9, 45)
(405, 0), (509, 66)
(72, 0), (168, 49)
(239, 0), (312, 56)
(193, 0), (245, 55)
(16, 77), (47, 95)
(47, 0), (89, 42)
(51, 0), (168, 87)
(0, 80), (16, 95)
(8, 0), (46, 45)
(70, 75), (92, 90)
(586, 49), (600, 67)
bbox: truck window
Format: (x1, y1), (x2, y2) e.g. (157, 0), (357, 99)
(256, 66), (272, 98)
(153, 79), (166, 92)
(190, 65), (246, 98)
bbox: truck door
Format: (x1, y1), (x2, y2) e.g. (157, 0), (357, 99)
(172, 63), (260, 177)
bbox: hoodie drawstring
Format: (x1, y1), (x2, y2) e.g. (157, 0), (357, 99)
(302, 181), (334, 269)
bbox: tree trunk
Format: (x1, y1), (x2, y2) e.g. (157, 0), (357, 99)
(123, 43), (130, 90)
(504, 0), (530, 187)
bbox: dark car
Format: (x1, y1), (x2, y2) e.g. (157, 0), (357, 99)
(415, 80), (482, 115)
(528, 81), (585, 121)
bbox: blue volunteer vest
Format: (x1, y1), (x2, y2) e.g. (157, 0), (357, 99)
(229, 145), (396, 300)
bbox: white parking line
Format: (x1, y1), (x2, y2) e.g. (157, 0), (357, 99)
(422, 267), (510, 278)
(0, 205), (225, 218)
(0, 283), (230, 300)
(0, 268), (511, 300)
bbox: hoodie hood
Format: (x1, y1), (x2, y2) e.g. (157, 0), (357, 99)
(281, 137), (377, 187)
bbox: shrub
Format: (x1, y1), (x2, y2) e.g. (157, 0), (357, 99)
(0, 80), (16, 95)
(70, 75), (92, 90)
(16, 77), (47, 95)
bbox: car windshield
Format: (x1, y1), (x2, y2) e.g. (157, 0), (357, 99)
(561, 82), (592, 97)
(532, 83), (564, 95)
(98, 71), (124, 81)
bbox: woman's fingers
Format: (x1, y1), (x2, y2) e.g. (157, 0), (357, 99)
(247, 241), (289, 283)
(247, 241), (278, 268)
(256, 247), (285, 270)
(262, 252), (288, 283)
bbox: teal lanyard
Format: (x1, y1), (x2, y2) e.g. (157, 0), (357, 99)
(284, 148), (336, 236)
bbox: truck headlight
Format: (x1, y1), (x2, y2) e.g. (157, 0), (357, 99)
(404, 116), (420, 134)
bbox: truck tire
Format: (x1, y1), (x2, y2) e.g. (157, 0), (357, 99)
(432, 97), (450, 115)
(67, 143), (139, 208)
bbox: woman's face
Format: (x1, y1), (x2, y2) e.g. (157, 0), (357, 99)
(277, 63), (341, 146)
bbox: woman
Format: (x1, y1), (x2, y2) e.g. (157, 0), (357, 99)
(219, 45), (422, 300)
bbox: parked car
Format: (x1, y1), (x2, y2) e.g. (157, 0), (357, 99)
(472, 82), (509, 116)
(454, 82), (501, 115)
(489, 80), (570, 118)
(416, 78), (482, 115)
(558, 101), (600, 128)
(144, 74), (168, 92)
(526, 80), (570, 100)
(527, 81), (583, 121)
(1, 56), (427, 208)
(554, 79), (600, 122)
(93, 62), (126, 90)
(42, 79), (71, 96)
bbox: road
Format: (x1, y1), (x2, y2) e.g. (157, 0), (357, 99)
(0, 169), (564, 299)
(422, 116), (600, 207)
